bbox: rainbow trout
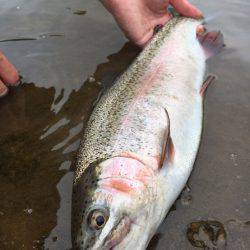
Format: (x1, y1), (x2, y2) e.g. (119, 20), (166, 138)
(72, 17), (224, 250)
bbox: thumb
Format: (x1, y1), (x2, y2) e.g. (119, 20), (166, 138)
(170, 0), (203, 19)
(0, 51), (19, 85)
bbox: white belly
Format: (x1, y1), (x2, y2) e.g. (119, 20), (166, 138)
(137, 20), (206, 247)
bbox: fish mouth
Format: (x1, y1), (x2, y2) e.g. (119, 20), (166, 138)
(103, 216), (131, 250)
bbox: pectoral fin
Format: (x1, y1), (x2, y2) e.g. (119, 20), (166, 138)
(200, 75), (217, 96)
(160, 109), (175, 167)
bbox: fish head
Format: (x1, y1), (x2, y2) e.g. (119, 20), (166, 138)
(72, 156), (162, 249)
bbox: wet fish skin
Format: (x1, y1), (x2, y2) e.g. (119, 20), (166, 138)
(72, 17), (213, 249)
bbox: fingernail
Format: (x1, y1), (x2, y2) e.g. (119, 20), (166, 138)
(197, 11), (204, 19)
(0, 85), (9, 98)
(12, 78), (22, 87)
(4, 75), (22, 86)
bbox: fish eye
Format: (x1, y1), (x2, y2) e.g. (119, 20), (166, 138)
(88, 209), (108, 231)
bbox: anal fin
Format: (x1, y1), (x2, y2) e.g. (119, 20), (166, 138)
(197, 31), (225, 59)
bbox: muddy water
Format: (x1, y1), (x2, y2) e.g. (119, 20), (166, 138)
(0, 0), (249, 249)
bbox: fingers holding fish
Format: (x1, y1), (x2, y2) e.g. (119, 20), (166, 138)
(100, 0), (203, 47)
(0, 50), (20, 87)
(170, 0), (203, 19)
(0, 79), (8, 97)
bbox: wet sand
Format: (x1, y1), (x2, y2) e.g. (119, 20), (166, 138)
(0, 0), (249, 249)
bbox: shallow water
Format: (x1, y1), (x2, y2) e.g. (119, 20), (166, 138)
(0, 0), (249, 249)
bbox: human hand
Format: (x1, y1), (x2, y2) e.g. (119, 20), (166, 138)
(101, 0), (203, 47)
(0, 51), (20, 97)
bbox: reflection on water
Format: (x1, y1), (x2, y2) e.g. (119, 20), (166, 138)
(0, 83), (97, 249)
(0, 43), (139, 249)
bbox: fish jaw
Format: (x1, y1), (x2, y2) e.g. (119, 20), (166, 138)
(93, 215), (131, 250)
